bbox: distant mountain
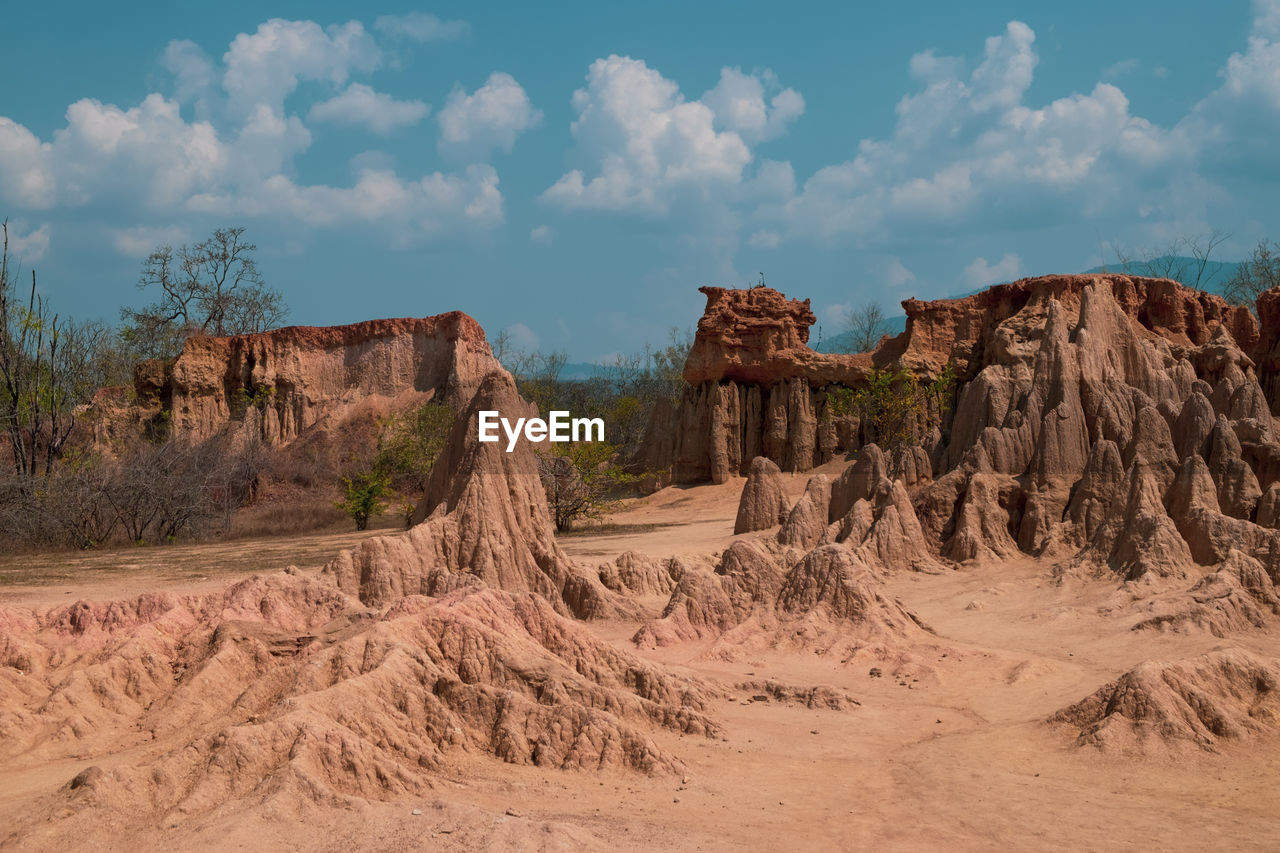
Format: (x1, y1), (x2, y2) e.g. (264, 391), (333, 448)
(812, 316), (908, 354)
(1080, 256), (1241, 296)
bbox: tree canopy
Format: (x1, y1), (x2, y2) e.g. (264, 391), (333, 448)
(120, 227), (287, 360)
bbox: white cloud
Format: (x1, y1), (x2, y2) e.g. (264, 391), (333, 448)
(530, 225), (554, 244)
(821, 302), (850, 327)
(543, 55), (774, 214)
(1102, 58), (1139, 80)
(6, 223), (50, 263)
(747, 230), (780, 249)
(374, 12), (468, 42)
(187, 165), (503, 237)
(1255, 0), (1280, 40)
(504, 322), (539, 350)
(55, 95), (227, 208)
(1182, 5), (1280, 145)
(221, 19), (381, 117)
(964, 253), (1021, 287)
(437, 72), (541, 159)
(111, 224), (188, 256)
(886, 257), (916, 287)
(309, 83), (429, 134)
(702, 67), (804, 143)
(163, 40), (215, 105)
(0, 118), (54, 207)
(969, 21), (1037, 111)
(0, 18), (509, 243)
(776, 21), (1182, 244)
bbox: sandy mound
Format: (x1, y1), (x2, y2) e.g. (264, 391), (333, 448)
(0, 571), (719, 836)
(633, 534), (933, 662)
(325, 371), (636, 620)
(0, 368), (728, 839)
(1051, 648), (1280, 752)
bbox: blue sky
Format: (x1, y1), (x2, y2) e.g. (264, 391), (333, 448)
(1, 1), (1277, 359)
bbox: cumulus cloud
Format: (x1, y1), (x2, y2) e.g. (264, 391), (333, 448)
(309, 83), (429, 134)
(163, 40), (215, 105)
(964, 253), (1020, 287)
(374, 12), (468, 42)
(221, 19), (382, 117)
(437, 72), (541, 159)
(111, 224), (188, 256)
(0, 17), (509, 243)
(6, 222), (51, 263)
(543, 56), (798, 215)
(186, 165), (502, 237)
(0, 118), (54, 208)
(504, 322), (539, 350)
(702, 67), (804, 143)
(1180, 1), (1280, 175)
(775, 21), (1183, 244)
(886, 257), (916, 287)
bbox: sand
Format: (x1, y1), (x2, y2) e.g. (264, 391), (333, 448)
(3, 474), (1280, 851)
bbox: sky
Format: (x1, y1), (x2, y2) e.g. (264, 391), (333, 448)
(1, 0), (1278, 360)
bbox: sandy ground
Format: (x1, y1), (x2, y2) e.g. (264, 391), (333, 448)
(3, 471), (1280, 851)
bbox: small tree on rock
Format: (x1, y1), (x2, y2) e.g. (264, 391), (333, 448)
(845, 302), (889, 353)
(1224, 239), (1280, 308)
(120, 227), (287, 360)
(830, 364), (957, 451)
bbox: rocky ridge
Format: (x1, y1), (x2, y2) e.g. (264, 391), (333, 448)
(90, 312), (500, 447)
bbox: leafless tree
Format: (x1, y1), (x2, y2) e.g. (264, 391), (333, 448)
(1109, 231), (1231, 291)
(845, 302), (889, 353)
(1223, 239), (1280, 308)
(0, 221), (101, 485)
(120, 227), (288, 360)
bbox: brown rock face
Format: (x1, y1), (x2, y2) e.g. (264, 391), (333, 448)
(683, 286), (867, 385)
(658, 275), (1280, 594)
(324, 371), (631, 620)
(655, 274), (1261, 486)
(0, 573), (720, 828)
(92, 312), (501, 446)
(734, 456), (791, 534)
(1051, 648), (1280, 752)
(645, 275), (1280, 654)
(663, 286), (867, 483)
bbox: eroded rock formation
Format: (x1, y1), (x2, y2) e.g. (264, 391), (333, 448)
(90, 312), (500, 446)
(734, 456), (791, 534)
(674, 273), (1280, 653)
(1051, 648), (1280, 752)
(658, 286), (868, 484)
(325, 371), (634, 620)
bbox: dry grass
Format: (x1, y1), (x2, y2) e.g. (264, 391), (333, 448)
(225, 497), (351, 539)
(0, 523), (399, 589)
(557, 521), (663, 537)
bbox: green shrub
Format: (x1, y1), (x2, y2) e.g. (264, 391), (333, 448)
(829, 364), (956, 450)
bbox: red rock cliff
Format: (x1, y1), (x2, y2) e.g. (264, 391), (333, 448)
(107, 311), (501, 445)
(657, 275), (1262, 485)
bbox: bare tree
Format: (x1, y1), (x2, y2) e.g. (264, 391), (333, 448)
(0, 221), (101, 484)
(120, 227), (288, 360)
(1109, 231), (1231, 291)
(845, 302), (889, 353)
(1223, 239), (1280, 308)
